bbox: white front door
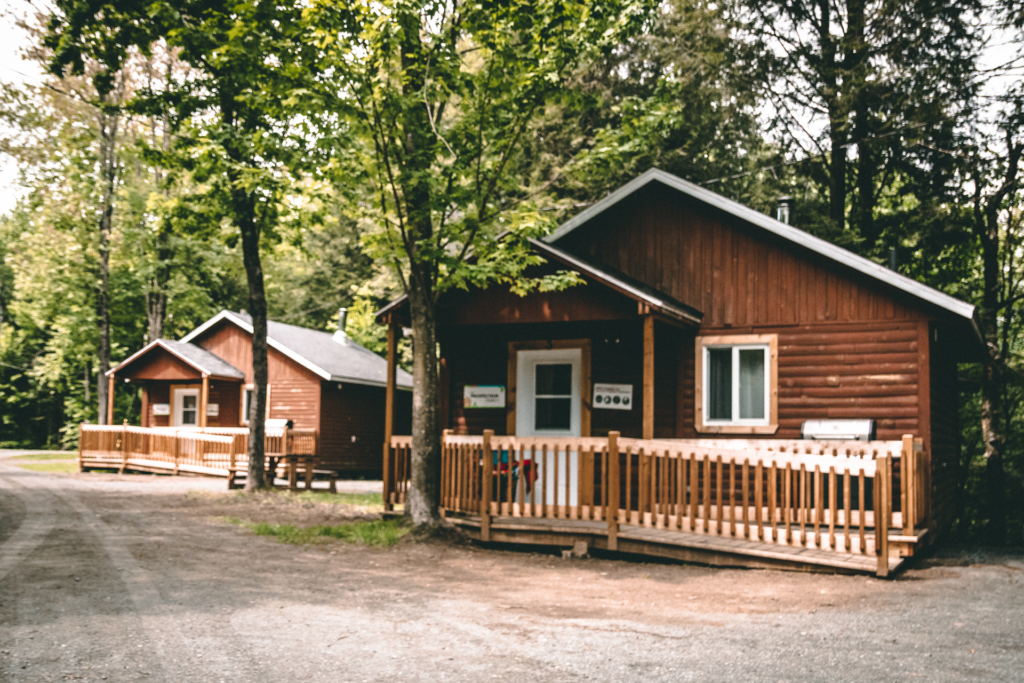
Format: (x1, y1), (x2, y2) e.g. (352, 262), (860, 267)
(516, 348), (581, 506)
(173, 388), (200, 427)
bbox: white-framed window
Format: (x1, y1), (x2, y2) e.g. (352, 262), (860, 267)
(695, 334), (778, 434)
(704, 345), (769, 424)
(240, 384), (254, 424)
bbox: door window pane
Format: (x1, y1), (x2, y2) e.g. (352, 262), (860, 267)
(536, 364), (571, 396)
(707, 348), (732, 420)
(182, 395), (197, 425)
(535, 398), (571, 430)
(739, 349), (765, 419)
(534, 363), (572, 431)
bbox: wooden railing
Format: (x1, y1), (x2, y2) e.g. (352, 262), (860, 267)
(385, 431), (927, 577)
(78, 424), (317, 483)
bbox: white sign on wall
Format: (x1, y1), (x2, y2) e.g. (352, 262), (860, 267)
(593, 383), (633, 410)
(152, 403), (171, 416)
(463, 385), (506, 409)
(206, 403), (219, 417)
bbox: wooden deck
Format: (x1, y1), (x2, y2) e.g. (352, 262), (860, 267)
(444, 513), (904, 574)
(386, 431), (929, 576)
(77, 424), (322, 489)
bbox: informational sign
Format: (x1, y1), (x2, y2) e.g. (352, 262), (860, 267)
(206, 403), (219, 417)
(464, 385), (506, 409)
(593, 383), (633, 410)
(152, 403), (171, 416)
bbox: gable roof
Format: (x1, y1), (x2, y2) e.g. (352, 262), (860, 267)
(108, 338), (245, 379)
(374, 239), (705, 325)
(180, 310), (413, 390)
(547, 168), (979, 329)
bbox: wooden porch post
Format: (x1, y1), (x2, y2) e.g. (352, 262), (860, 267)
(140, 382), (149, 428)
(382, 319), (398, 512)
(200, 375), (209, 428)
(107, 374), (116, 425)
(607, 431), (620, 551)
(481, 430), (493, 542)
(643, 314), (655, 440)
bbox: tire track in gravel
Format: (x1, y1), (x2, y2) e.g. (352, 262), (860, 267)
(0, 464), (265, 682)
(0, 470), (55, 583)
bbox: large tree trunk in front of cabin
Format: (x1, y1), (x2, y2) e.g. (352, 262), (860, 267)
(239, 210), (269, 492)
(406, 283), (442, 525)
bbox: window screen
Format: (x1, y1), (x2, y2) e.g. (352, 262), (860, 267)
(535, 364), (572, 431)
(738, 349), (765, 419)
(707, 348), (733, 421)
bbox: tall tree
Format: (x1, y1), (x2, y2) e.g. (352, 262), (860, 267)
(311, 0), (653, 525)
(46, 0), (325, 489)
(743, 0), (981, 242)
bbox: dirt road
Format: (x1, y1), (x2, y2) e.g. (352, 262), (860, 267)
(1, 453), (1022, 682)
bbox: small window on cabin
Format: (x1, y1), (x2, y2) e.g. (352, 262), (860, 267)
(534, 363), (572, 431)
(703, 344), (770, 425)
(241, 387), (254, 424)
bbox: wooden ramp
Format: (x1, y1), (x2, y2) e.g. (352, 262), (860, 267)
(447, 514), (904, 575)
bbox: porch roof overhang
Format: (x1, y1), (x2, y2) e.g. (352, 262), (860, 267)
(107, 339), (245, 381)
(374, 238), (704, 327)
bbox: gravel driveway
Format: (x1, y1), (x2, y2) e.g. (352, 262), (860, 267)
(1, 451), (1022, 682)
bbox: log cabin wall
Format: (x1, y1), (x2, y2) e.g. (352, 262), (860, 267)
(929, 323), (961, 530)
(145, 382), (171, 427)
(320, 381), (412, 474)
(205, 380), (242, 427)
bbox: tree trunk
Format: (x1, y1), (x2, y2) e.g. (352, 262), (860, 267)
(979, 197), (1006, 544)
(238, 204), (268, 491)
(406, 281), (441, 525)
(96, 109), (120, 425)
(819, 0), (846, 232)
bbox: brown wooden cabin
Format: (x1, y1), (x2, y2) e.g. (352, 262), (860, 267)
(377, 168), (980, 552)
(107, 310), (412, 474)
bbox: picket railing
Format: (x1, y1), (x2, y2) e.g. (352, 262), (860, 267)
(385, 431), (926, 576)
(78, 424), (317, 485)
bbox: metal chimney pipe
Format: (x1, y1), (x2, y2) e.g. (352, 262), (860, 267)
(334, 308), (349, 344)
(776, 196), (794, 225)
(888, 247), (898, 271)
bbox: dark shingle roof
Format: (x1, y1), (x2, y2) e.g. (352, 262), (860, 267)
(181, 311), (413, 390)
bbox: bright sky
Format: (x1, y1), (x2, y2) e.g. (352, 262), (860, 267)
(0, 0), (46, 215)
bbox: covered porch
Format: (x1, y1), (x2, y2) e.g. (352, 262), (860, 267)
(384, 432), (927, 576)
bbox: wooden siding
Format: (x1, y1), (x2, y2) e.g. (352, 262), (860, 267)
(320, 381), (411, 473)
(929, 323), (961, 531)
(145, 382), (171, 427)
(677, 321), (923, 441)
(207, 380), (242, 428)
(557, 182), (927, 328)
(120, 350), (202, 381)
(438, 267), (638, 327)
(195, 320), (322, 430)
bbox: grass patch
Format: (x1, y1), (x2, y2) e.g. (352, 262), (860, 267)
(226, 488), (383, 508)
(18, 462), (78, 473)
(11, 452), (76, 461)
(225, 517), (409, 547)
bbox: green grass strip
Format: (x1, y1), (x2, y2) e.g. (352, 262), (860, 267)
(232, 489), (383, 508)
(226, 517), (409, 547)
(18, 462), (78, 473)
(10, 452), (76, 460)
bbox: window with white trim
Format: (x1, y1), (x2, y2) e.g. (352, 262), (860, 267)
(241, 385), (254, 424)
(695, 334), (778, 433)
(704, 345), (769, 424)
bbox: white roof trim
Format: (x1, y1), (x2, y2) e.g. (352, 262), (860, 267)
(546, 168), (977, 322)
(329, 375), (414, 391)
(181, 310), (333, 381)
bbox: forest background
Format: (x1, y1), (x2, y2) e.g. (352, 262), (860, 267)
(1, 0), (1023, 543)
